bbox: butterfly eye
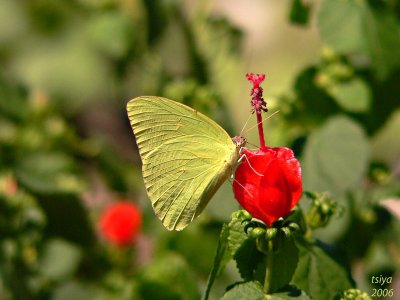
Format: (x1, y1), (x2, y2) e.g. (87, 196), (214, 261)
(232, 136), (247, 148)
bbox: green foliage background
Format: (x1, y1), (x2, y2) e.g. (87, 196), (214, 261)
(0, 0), (399, 299)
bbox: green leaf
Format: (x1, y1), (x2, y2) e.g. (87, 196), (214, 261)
(51, 281), (96, 300)
(292, 241), (354, 299)
(0, 0), (27, 45)
(292, 67), (340, 125)
(302, 115), (369, 195)
(138, 253), (200, 300)
(267, 238), (299, 293)
(202, 224), (231, 300)
(192, 14), (243, 126)
(222, 282), (311, 300)
(38, 194), (95, 246)
(226, 216), (299, 289)
(97, 144), (142, 193)
(267, 286), (311, 299)
(15, 152), (84, 195)
(11, 34), (111, 113)
(227, 214), (248, 256)
(157, 222), (221, 274)
(86, 12), (134, 59)
(371, 109), (400, 166)
(0, 72), (28, 121)
(39, 239), (81, 281)
(318, 0), (400, 79)
(365, 8), (400, 79)
(95, 272), (140, 300)
(221, 281), (265, 300)
(289, 0), (312, 26)
(328, 78), (371, 113)
(364, 240), (396, 277)
(234, 238), (264, 281)
(318, 0), (367, 54)
(227, 214), (265, 281)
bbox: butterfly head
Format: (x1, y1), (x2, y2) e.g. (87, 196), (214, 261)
(232, 135), (247, 150)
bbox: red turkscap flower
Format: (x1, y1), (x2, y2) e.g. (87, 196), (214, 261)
(99, 201), (142, 247)
(233, 147), (302, 226)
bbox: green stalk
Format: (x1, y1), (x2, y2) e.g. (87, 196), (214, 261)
(263, 240), (274, 294)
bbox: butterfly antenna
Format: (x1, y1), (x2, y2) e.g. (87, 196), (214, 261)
(242, 110), (280, 135)
(240, 113), (253, 136)
(245, 141), (259, 150)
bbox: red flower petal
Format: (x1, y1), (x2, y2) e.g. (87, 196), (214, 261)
(246, 73), (266, 87)
(99, 201), (142, 246)
(233, 147), (302, 226)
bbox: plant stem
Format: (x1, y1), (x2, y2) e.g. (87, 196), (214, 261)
(256, 111), (266, 149)
(263, 240), (274, 294)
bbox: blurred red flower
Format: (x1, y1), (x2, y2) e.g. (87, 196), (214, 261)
(233, 147), (302, 226)
(99, 201), (142, 246)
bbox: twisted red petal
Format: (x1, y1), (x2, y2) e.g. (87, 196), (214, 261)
(233, 147), (302, 225)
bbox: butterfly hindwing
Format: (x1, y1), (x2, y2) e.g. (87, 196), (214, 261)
(143, 136), (232, 230)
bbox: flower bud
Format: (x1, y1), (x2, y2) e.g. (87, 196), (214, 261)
(305, 192), (337, 229)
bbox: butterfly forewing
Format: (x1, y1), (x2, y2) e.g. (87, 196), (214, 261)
(127, 96), (239, 230)
(128, 96), (232, 157)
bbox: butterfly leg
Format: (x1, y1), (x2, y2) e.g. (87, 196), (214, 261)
(228, 177), (254, 199)
(238, 153), (264, 177)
